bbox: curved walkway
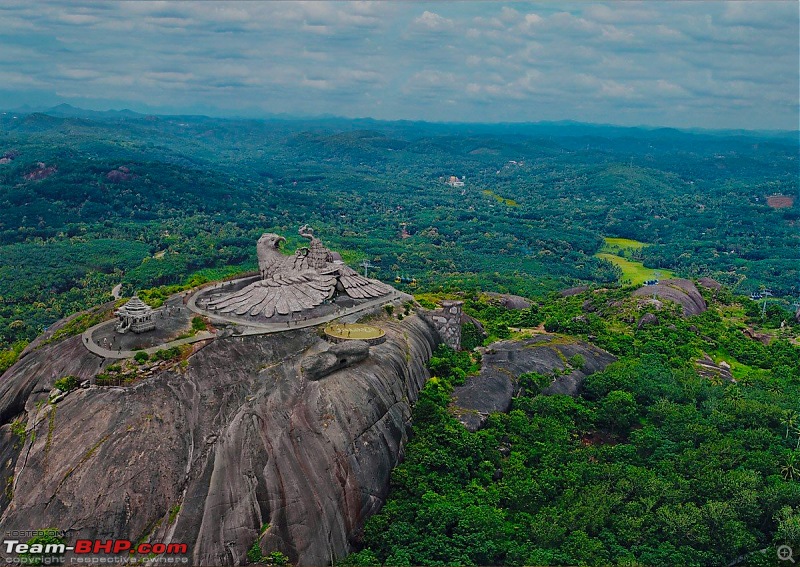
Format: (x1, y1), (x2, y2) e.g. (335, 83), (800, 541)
(81, 325), (216, 359)
(82, 288), (404, 360)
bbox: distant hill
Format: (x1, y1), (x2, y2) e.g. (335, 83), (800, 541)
(2, 103), (796, 141)
(45, 103), (144, 120)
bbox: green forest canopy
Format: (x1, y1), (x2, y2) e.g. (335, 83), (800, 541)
(0, 111), (797, 354)
(343, 287), (800, 567)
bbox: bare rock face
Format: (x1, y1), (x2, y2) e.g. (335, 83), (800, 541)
(698, 277), (722, 290)
(106, 167), (134, 183)
(301, 340), (370, 381)
(485, 293), (533, 310)
(632, 278), (707, 316)
(453, 336), (616, 431)
(742, 327), (773, 345)
(560, 286), (589, 297)
(795, 306), (800, 324)
(637, 313), (660, 329)
(695, 354), (735, 383)
(24, 162), (57, 181)
(0, 314), (440, 566)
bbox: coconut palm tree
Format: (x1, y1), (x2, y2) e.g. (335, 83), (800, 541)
(781, 410), (799, 440)
(781, 453), (799, 481)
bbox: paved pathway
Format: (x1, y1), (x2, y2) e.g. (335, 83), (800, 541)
(81, 326), (216, 359)
(81, 288), (404, 360)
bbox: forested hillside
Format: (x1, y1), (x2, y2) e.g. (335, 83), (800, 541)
(345, 286), (800, 567)
(1, 110), (798, 371)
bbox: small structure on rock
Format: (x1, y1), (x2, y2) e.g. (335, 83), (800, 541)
(324, 323), (385, 345)
(427, 300), (463, 350)
(114, 296), (157, 334)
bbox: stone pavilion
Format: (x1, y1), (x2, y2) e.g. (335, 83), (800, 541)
(114, 296), (157, 334)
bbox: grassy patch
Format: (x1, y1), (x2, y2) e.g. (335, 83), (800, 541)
(0, 341), (28, 375)
(137, 266), (253, 308)
(709, 350), (760, 381)
(39, 310), (110, 348)
(10, 418), (27, 448)
(482, 189), (519, 207)
(413, 291), (462, 309)
(600, 237), (649, 253)
(594, 253), (674, 286)
(596, 236), (673, 285)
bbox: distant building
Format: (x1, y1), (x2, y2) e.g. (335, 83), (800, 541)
(114, 296), (157, 334)
(445, 175), (465, 187)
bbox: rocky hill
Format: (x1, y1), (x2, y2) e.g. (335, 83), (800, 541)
(631, 278), (707, 316)
(453, 335), (616, 431)
(0, 313), (440, 566)
(2, 275), (787, 566)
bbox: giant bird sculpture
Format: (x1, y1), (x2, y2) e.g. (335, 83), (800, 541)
(206, 225), (392, 318)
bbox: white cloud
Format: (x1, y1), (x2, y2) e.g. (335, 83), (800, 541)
(55, 67), (104, 80)
(0, 0), (795, 129)
(524, 13), (543, 26)
(413, 11), (454, 32)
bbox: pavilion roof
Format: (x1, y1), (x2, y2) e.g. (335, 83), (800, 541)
(116, 295), (153, 317)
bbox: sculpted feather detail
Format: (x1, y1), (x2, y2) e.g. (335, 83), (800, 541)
(206, 226), (391, 318)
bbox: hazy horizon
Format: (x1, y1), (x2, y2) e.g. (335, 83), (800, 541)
(4, 101), (800, 136)
(1, 1), (798, 131)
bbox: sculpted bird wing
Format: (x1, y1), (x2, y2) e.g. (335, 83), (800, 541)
(207, 271), (336, 317)
(333, 263), (394, 299)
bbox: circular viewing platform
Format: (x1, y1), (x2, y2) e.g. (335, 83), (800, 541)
(324, 323), (385, 345)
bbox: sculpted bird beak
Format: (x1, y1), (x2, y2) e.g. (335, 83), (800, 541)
(274, 236), (286, 248)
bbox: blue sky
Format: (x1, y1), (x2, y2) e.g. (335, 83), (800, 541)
(0, 1), (797, 130)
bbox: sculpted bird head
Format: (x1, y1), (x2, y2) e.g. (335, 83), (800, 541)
(257, 234), (287, 279)
(258, 233), (286, 250)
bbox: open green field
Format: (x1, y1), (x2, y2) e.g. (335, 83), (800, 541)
(596, 236), (673, 285)
(594, 253), (674, 285)
(600, 236), (649, 254)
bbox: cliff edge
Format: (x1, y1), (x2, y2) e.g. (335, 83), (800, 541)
(0, 313), (439, 566)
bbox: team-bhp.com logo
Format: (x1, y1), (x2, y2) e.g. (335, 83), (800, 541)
(3, 535), (189, 565)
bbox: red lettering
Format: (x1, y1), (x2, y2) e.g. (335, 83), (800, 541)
(74, 540), (93, 554)
(151, 543), (166, 554)
(72, 538), (187, 556)
(94, 540), (114, 553)
(113, 540), (131, 554)
(166, 543), (188, 554)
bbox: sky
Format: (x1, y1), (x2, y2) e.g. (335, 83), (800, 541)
(0, 1), (797, 130)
